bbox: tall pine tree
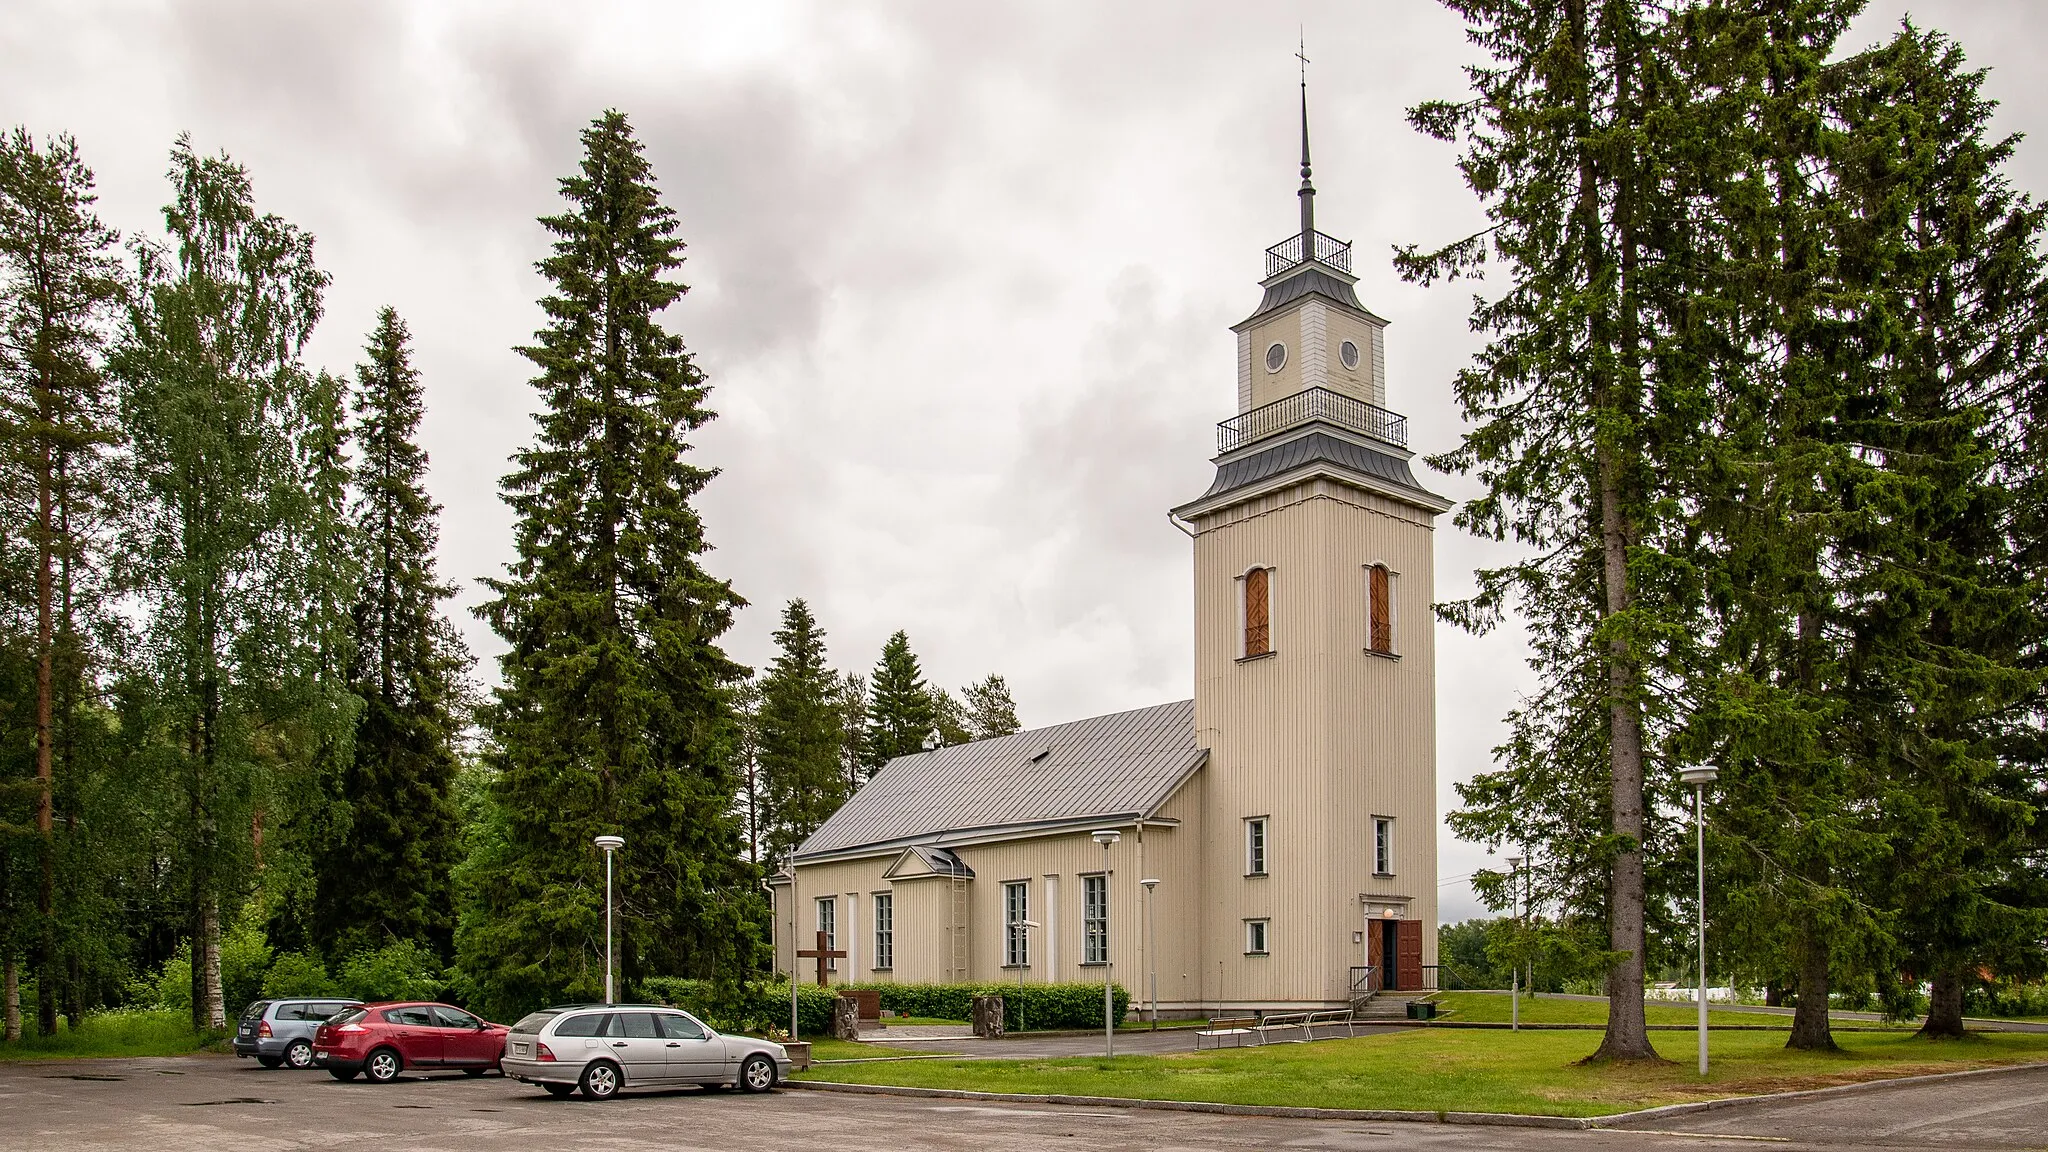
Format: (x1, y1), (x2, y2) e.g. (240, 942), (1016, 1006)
(756, 599), (848, 868)
(864, 631), (937, 772)
(316, 309), (469, 958)
(0, 129), (123, 1036)
(460, 111), (758, 1016)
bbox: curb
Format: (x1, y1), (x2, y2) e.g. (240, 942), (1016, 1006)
(789, 1058), (2048, 1133)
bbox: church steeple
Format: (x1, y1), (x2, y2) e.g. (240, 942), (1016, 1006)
(1297, 43), (1316, 246)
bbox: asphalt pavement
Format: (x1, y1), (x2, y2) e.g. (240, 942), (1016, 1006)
(2, 1053), (2045, 1151)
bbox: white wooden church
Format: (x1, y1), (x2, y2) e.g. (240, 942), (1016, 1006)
(770, 99), (1449, 1015)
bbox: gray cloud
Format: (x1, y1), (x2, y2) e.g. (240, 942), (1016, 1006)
(6, 0), (2043, 922)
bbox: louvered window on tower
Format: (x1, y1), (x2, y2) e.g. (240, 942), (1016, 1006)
(1242, 567), (1271, 657)
(1368, 564), (1394, 654)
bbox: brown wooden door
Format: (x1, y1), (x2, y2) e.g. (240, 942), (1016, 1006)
(1396, 920), (1424, 991)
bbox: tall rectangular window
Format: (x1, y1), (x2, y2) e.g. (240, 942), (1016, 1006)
(1082, 874), (1109, 964)
(1373, 817), (1395, 876)
(1242, 567), (1272, 657)
(1245, 817), (1268, 876)
(1245, 918), (1270, 955)
(872, 893), (893, 970)
(816, 897), (837, 970)
(1368, 564), (1395, 654)
(1004, 881), (1030, 967)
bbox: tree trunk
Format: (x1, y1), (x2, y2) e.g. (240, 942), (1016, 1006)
(1919, 967), (1966, 1039)
(35, 428), (58, 1041)
(1788, 910), (1836, 1050)
(4, 955), (19, 1042)
(1765, 981), (1784, 1007)
(199, 900), (225, 1030)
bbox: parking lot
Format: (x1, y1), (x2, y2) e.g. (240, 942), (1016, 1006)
(4, 1053), (2047, 1151)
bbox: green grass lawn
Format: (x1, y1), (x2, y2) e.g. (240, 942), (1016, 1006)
(1433, 991), (1912, 1030)
(796, 1026), (2048, 1118)
(0, 1010), (216, 1061)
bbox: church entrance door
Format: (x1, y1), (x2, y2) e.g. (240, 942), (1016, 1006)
(1368, 919), (1425, 991)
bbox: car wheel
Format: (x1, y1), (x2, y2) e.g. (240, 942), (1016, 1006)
(364, 1047), (403, 1084)
(579, 1060), (620, 1100)
(738, 1053), (777, 1094)
(328, 1068), (360, 1082)
(285, 1040), (314, 1070)
(256, 1055), (284, 1069)
(542, 1083), (574, 1098)
(461, 1067), (487, 1077)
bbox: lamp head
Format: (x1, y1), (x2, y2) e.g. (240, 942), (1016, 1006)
(1140, 877), (1160, 891)
(1091, 829), (1122, 846)
(1678, 767), (1721, 787)
(593, 834), (625, 851)
(1504, 855), (1523, 869)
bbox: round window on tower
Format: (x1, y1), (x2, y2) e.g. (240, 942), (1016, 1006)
(1264, 342), (1287, 373)
(1340, 340), (1360, 370)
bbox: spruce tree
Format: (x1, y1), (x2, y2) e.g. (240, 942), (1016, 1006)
(316, 309), (469, 958)
(756, 599), (848, 867)
(834, 672), (868, 791)
(864, 631), (937, 771)
(929, 687), (971, 747)
(1405, 0), (1720, 1061)
(0, 129), (123, 1036)
(461, 110), (757, 1015)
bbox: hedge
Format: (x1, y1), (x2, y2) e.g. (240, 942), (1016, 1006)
(637, 978), (1129, 1034)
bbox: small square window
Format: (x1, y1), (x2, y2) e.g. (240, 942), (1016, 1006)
(1245, 817), (1268, 876)
(1245, 919), (1269, 955)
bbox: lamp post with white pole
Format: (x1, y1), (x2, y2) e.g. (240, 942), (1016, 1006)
(1092, 829), (1121, 1057)
(1679, 766), (1720, 1076)
(1140, 877), (1160, 1030)
(1504, 855), (1522, 1031)
(593, 835), (625, 1005)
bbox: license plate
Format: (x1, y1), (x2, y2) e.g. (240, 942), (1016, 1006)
(511, 1042), (529, 1056)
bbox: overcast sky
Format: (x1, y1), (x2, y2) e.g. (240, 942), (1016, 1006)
(7, 1), (2043, 922)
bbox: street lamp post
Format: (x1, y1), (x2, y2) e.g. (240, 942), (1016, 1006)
(1092, 829), (1121, 1057)
(1680, 766), (1720, 1076)
(593, 835), (625, 1005)
(1141, 878), (1160, 1031)
(1504, 855), (1522, 1031)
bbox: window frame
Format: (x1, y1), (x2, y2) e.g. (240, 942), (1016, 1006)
(1373, 816), (1395, 877)
(1238, 565), (1274, 660)
(1003, 880), (1030, 968)
(872, 892), (894, 971)
(1081, 873), (1109, 965)
(816, 896), (837, 971)
(1366, 563), (1398, 657)
(1244, 918), (1270, 956)
(1244, 816), (1269, 877)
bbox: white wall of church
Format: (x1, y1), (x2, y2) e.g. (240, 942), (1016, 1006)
(1189, 477), (1440, 1007)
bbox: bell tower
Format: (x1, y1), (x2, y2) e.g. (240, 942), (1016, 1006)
(1172, 81), (1452, 1010)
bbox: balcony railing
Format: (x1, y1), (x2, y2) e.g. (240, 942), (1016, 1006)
(1265, 229), (1353, 277)
(1218, 386), (1408, 453)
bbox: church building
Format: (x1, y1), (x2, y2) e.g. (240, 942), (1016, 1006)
(771, 100), (1451, 1015)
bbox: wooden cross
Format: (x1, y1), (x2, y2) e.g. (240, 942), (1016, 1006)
(795, 930), (846, 986)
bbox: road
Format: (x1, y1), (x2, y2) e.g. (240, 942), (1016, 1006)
(2, 1054), (2044, 1151)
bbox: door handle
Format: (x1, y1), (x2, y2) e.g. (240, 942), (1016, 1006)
(612, 1041), (629, 1047)
(666, 1042), (681, 1048)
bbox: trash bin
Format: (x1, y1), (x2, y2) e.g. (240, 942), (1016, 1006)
(1405, 1000), (1437, 1020)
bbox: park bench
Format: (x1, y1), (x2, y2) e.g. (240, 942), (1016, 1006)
(1194, 1014), (1259, 1049)
(1303, 1008), (1358, 1039)
(1253, 1011), (1313, 1043)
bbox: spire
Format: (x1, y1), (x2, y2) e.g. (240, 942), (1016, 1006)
(1296, 33), (1315, 245)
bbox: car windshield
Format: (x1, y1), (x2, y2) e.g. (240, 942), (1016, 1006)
(510, 1010), (561, 1035)
(328, 1007), (367, 1026)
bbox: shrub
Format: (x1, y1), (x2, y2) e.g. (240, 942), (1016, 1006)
(639, 978), (838, 1035)
(261, 952), (339, 999)
(848, 981), (1130, 1031)
(1964, 981), (2048, 1018)
(335, 941), (445, 1003)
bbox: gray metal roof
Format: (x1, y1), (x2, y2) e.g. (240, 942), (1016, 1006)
(1235, 264), (1386, 328)
(793, 700), (1202, 859)
(1178, 429), (1450, 516)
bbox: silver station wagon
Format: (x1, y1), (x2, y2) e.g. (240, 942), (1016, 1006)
(499, 1004), (791, 1100)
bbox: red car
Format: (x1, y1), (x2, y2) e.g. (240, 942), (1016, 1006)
(313, 1001), (509, 1083)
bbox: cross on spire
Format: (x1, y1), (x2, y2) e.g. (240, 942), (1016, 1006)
(1296, 32), (1316, 244)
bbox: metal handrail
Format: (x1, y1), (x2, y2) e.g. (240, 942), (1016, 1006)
(1265, 230), (1353, 277)
(1218, 387), (1408, 453)
(1349, 965), (1382, 999)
